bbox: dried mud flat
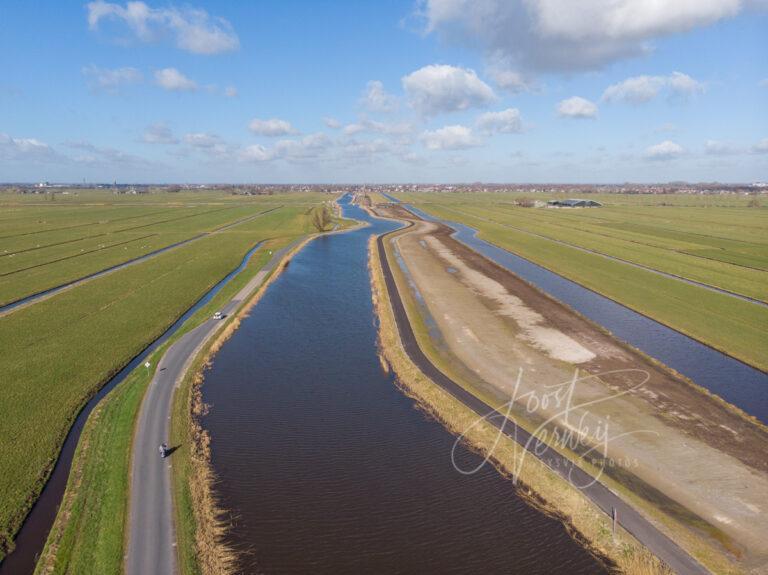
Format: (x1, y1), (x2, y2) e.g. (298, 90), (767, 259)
(374, 203), (768, 566)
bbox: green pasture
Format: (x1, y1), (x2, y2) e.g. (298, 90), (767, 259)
(0, 200), (319, 561)
(390, 192), (768, 371)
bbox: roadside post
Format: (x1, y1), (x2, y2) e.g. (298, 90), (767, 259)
(612, 507), (617, 541)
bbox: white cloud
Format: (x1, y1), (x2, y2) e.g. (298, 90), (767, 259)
(476, 108), (523, 134)
(241, 133), (331, 163)
(273, 133), (331, 160)
(644, 140), (685, 160)
(82, 64), (142, 93)
(557, 96), (598, 119)
(65, 140), (153, 167)
(421, 125), (480, 150)
(361, 80), (398, 113)
(402, 64), (496, 115)
(180, 132), (232, 158)
(704, 140), (737, 155)
(486, 61), (530, 94)
(342, 119), (414, 136)
(603, 75), (665, 103)
(154, 68), (197, 92)
(248, 118), (298, 137)
(421, 0), (743, 72)
(340, 138), (392, 159)
(240, 144), (273, 162)
(143, 123), (178, 144)
(667, 71), (705, 95)
(224, 86), (238, 98)
(752, 139), (768, 154)
(0, 133), (58, 162)
(324, 117), (342, 129)
(183, 132), (221, 148)
(86, 1), (239, 55)
(602, 72), (704, 103)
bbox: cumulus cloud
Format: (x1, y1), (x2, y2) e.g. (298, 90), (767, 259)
(143, 123), (178, 144)
(65, 140), (154, 167)
(224, 86), (238, 98)
(82, 64), (142, 93)
(248, 118), (298, 137)
(241, 133), (331, 162)
(421, 125), (480, 150)
(420, 0), (743, 73)
(324, 117), (342, 129)
(752, 139), (768, 154)
(704, 139), (738, 155)
(0, 133), (58, 162)
(475, 108), (523, 134)
(342, 119), (414, 136)
(240, 144), (273, 162)
(154, 68), (197, 91)
(602, 72), (704, 103)
(179, 132), (233, 158)
(86, 1), (239, 54)
(402, 64), (496, 115)
(361, 80), (398, 113)
(340, 138), (393, 159)
(183, 132), (221, 148)
(644, 140), (685, 160)
(557, 96), (598, 118)
(273, 133), (331, 160)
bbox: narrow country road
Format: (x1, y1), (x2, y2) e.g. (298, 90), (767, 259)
(375, 227), (710, 575)
(125, 240), (296, 575)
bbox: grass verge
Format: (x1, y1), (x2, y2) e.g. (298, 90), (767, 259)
(27, 232), (309, 574)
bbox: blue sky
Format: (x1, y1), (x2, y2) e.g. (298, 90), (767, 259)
(0, 0), (766, 183)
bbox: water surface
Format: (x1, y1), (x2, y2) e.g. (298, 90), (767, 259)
(404, 204), (768, 423)
(203, 198), (605, 574)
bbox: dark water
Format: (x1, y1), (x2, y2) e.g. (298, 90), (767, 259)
(203, 197), (605, 574)
(405, 205), (768, 423)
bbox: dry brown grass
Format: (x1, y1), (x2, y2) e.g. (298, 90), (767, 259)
(368, 234), (675, 575)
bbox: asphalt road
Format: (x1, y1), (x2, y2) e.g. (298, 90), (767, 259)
(376, 227), (710, 575)
(125, 241), (296, 575)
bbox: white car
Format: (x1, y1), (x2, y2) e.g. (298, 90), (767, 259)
(212, 311), (223, 320)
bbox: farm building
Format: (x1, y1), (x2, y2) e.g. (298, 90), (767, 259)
(547, 199), (603, 208)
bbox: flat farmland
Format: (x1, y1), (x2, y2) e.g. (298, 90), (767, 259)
(0, 197), (321, 306)
(0, 193), (326, 560)
(389, 192), (768, 371)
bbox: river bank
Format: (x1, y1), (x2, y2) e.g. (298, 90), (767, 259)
(369, 202), (768, 574)
(199, 196), (606, 574)
(171, 202), (363, 574)
(368, 231), (672, 575)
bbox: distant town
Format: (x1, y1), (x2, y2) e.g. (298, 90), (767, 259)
(2, 181), (767, 197)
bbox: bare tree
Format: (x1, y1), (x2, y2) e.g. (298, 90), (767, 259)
(311, 204), (332, 232)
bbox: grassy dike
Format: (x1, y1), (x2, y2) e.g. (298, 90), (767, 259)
(371, 210), (746, 574)
(405, 202), (768, 372)
(31, 232), (306, 575)
(368, 231), (680, 575)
